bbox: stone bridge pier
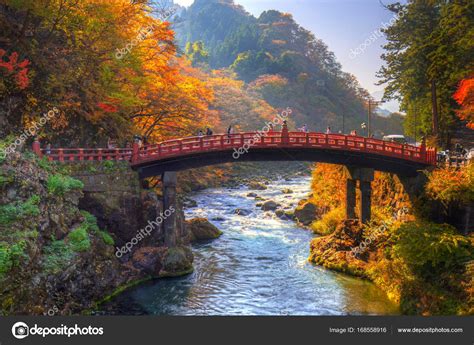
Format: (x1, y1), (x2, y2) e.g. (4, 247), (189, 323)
(344, 166), (375, 223)
(162, 171), (178, 247)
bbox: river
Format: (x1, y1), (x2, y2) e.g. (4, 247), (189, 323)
(99, 175), (399, 315)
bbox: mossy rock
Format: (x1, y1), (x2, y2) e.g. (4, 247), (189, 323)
(294, 200), (318, 225)
(160, 246), (194, 277)
(186, 218), (223, 242)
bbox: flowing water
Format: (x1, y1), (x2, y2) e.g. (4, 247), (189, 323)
(100, 176), (399, 315)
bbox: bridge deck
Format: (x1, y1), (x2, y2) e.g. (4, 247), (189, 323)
(36, 132), (437, 168)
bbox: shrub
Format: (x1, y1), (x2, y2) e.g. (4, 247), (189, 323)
(0, 240), (27, 278)
(0, 195), (40, 225)
(310, 206), (345, 235)
(97, 230), (114, 246)
(80, 211), (114, 245)
(67, 227), (91, 252)
(47, 174), (84, 195)
(37, 157), (53, 172)
(103, 160), (115, 172)
(426, 164), (474, 206)
(391, 222), (473, 275)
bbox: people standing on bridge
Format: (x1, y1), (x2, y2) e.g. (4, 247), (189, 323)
(268, 123), (274, 133)
(142, 136), (149, 154)
(299, 124), (308, 133)
(206, 127), (213, 136)
(326, 126), (331, 134)
(227, 125), (233, 143)
(45, 141), (51, 156)
(198, 130), (204, 138)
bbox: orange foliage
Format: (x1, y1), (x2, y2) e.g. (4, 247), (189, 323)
(453, 77), (474, 129)
(426, 164), (474, 206)
(310, 163), (346, 210)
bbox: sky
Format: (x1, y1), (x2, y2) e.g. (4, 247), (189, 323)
(173, 0), (403, 112)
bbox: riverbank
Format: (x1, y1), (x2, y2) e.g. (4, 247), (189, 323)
(305, 164), (474, 315)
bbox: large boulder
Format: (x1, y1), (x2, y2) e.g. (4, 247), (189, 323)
(261, 200), (280, 211)
(185, 218), (223, 242)
(160, 246), (194, 277)
(294, 200), (319, 225)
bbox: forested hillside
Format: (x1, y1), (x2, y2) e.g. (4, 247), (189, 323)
(175, 0), (403, 135)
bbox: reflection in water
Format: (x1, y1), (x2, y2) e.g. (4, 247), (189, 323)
(99, 176), (399, 316)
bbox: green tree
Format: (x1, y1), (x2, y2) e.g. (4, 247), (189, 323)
(378, 0), (474, 147)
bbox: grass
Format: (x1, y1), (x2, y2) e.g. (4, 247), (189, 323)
(67, 227), (91, 252)
(47, 174), (84, 196)
(0, 240), (27, 279)
(80, 211), (114, 246)
(0, 195), (40, 226)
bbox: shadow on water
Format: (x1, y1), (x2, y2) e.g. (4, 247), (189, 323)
(99, 175), (399, 316)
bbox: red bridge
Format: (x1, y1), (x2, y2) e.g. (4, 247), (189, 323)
(33, 131), (436, 178)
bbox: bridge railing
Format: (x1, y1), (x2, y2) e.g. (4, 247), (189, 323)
(32, 132), (437, 166)
(39, 148), (133, 162)
(135, 132), (436, 166)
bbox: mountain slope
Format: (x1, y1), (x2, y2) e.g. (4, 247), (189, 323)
(174, 0), (403, 135)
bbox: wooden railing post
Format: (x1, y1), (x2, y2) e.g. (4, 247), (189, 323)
(281, 121), (289, 145)
(32, 139), (42, 158)
(58, 148), (64, 162)
(97, 148), (103, 161)
(132, 140), (139, 164)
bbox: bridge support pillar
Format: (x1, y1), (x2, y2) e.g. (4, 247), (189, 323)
(359, 181), (372, 224)
(344, 167), (374, 223)
(162, 171), (178, 247)
(346, 179), (356, 219)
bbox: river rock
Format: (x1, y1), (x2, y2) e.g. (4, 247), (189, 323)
(247, 192), (258, 198)
(234, 208), (252, 216)
(285, 210), (295, 220)
(282, 188), (294, 194)
(183, 198), (198, 208)
(294, 200), (319, 225)
(160, 246), (194, 277)
(186, 218), (223, 242)
(261, 200), (280, 211)
(248, 181), (267, 190)
(256, 202), (263, 207)
(275, 209), (287, 220)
